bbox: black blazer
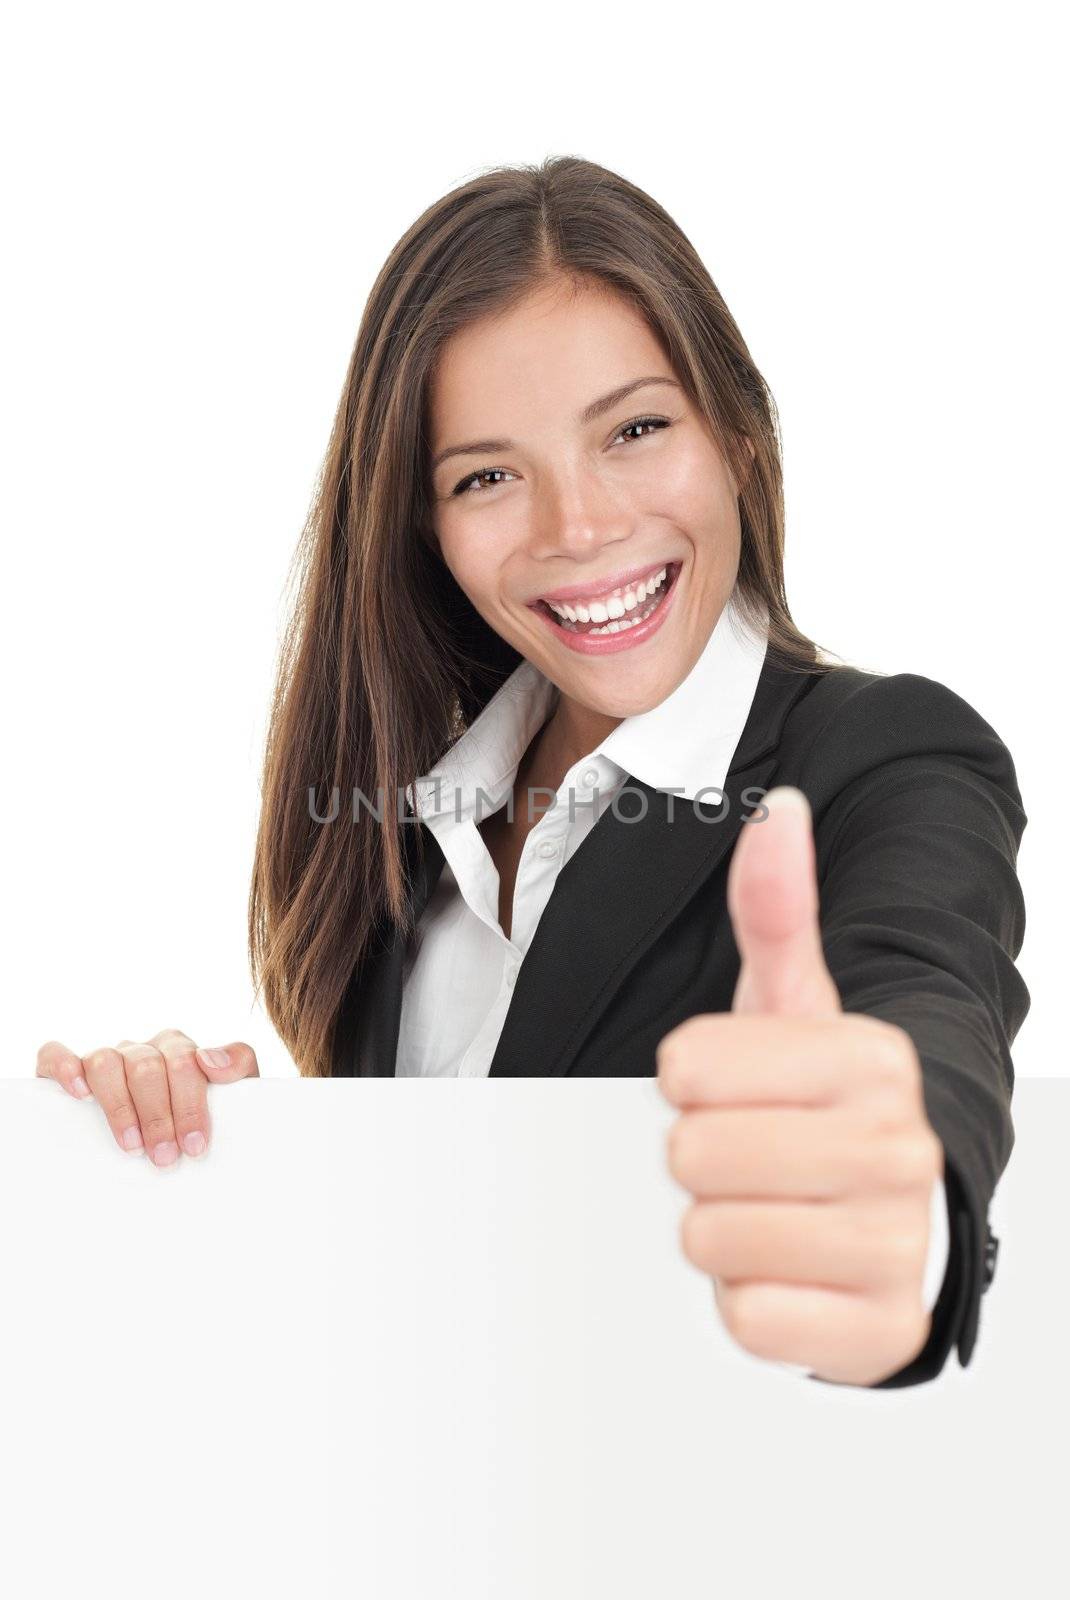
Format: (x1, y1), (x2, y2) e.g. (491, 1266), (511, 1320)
(332, 652), (1030, 1390)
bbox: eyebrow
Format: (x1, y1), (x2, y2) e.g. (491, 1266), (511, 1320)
(430, 375), (682, 475)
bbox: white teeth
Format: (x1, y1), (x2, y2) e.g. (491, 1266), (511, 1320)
(546, 565), (668, 623)
(549, 565), (674, 636)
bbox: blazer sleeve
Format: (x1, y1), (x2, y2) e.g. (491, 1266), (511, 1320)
(794, 670), (1030, 1388)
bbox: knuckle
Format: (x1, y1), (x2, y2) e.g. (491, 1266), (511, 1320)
(166, 1052), (202, 1078)
(171, 1090), (208, 1131)
(139, 1112), (176, 1138)
(84, 1046), (123, 1074)
(861, 1018), (914, 1081)
(121, 1041), (159, 1057)
(125, 1047), (165, 1081)
(153, 1027), (194, 1047)
(235, 1043), (259, 1076)
(885, 1132), (939, 1191)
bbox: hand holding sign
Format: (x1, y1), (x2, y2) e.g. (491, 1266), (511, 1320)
(656, 787), (942, 1386)
(36, 1030), (260, 1166)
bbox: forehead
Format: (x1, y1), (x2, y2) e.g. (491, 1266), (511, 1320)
(428, 280), (668, 431)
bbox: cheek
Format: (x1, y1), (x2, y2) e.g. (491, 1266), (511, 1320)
(438, 509), (529, 602)
(437, 529), (501, 612)
(651, 443), (739, 528)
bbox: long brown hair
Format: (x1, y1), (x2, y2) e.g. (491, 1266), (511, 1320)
(249, 154), (845, 1077)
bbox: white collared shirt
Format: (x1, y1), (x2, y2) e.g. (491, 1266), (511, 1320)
(399, 596), (948, 1315)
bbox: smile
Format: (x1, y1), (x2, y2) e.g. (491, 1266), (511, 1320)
(548, 564), (670, 632)
(531, 561), (682, 656)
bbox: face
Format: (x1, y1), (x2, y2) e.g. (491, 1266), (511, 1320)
(428, 276), (748, 736)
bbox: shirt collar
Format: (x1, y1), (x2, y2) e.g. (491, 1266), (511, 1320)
(407, 592), (769, 820)
(595, 594), (768, 800)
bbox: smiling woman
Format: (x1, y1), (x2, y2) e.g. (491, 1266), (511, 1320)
(40, 155), (1029, 1391)
(250, 157), (839, 1082)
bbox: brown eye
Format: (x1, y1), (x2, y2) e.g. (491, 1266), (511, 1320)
(452, 467), (517, 497)
(613, 415), (671, 445)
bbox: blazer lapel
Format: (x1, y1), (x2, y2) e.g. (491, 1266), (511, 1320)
(488, 654), (815, 1077)
(342, 651), (816, 1078)
(485, 751), (778, 1076)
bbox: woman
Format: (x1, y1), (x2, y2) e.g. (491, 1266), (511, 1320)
(36, 156), (1029, 1388)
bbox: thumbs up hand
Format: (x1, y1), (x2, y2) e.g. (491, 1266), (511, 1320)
(656, 787), (943, 1386)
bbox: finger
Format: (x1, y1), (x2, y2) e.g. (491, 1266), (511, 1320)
(81, 1046), (146, 1155)
(36, 1040), (93, 1100)
(666, 1104), (939, 1201)
(150, 1029), (211, 1158)
(728, 786), (841, 1018)
(116, 1042), (180, 1168)
(680, 1196), (930, 1294)
(192, 1041), (260, 1080)
(713, 1277), (932, 1386)
(656, 1012), (905, 1109)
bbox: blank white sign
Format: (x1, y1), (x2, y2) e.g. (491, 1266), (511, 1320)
(0, 1076), (1064, 1599)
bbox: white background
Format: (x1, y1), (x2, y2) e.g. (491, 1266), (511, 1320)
(1, 3), (1065, 1590)
(2, 1), (1063, 1079)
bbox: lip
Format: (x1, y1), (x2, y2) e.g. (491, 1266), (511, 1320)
(527, 559), (674, 607)
(531, 561), (682, 657)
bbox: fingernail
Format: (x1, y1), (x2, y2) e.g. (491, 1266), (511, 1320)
(198, 1048), (230, 1071)
(122, 1125), (143, 1151)
(767, 785), (811, 818)
(72, 1076), (92, 1099)
(153, 1141), (179, 1167)
(183, 1131), (206, 1157)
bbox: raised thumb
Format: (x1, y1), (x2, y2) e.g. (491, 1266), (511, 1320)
(728, 786), (841, 1017)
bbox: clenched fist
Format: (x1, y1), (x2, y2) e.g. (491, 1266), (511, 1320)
(656, 786), (943, 1387)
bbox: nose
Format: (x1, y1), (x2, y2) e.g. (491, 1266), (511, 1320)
(526, 466), (634, 564)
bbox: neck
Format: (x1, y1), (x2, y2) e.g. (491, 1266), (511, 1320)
(521, 688), (622, 799)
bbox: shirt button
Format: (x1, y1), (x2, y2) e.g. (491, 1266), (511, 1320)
(582, 768), (599, 787)
(537, 838), (560, 859)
